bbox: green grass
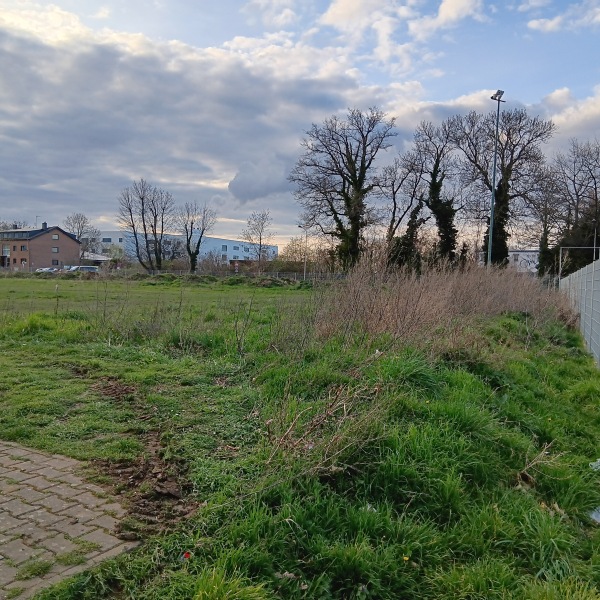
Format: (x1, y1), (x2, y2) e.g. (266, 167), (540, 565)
(16, 558), (53, 580)
(0, 275), (598, 599)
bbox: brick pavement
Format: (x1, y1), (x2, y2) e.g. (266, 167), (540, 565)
(0, 441), (137, 599)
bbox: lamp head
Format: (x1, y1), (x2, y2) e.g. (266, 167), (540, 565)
(491, 90), (504, 101)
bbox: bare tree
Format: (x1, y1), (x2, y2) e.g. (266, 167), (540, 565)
(289, 107), (397, 267)
(553, 138), (600, 231)
(550, 138), (600, 273)
(377, 152), (424, 246)
(0, 220), (28, 230)
(241, 209), (275, 271)
(197, 250), (228, 274)
(449, 108), (555, 264)
(279, 236), (306, 263)
(176, 201), (217, 273)
(273, 236), (307, 273)
(117, 179), (176, 273)
(63, 212), (101, 259)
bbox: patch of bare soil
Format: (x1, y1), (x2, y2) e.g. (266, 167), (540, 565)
(89, 378), (201, 540)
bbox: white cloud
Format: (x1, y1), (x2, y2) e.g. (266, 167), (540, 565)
(0, 4), (91, 44)
(223, 32), (356, 82)
(92, 7), (111, 20)
(371, 15), (397, 61)
(527, 0), (600, 32)
(517, 0), (550, 12)
(242, 0), (298, 28)
(408, 0), (484, 41)
(319, 0), (387, 30)
(547, 85), (600, 145)
(527, 15), (564, 31)
(316, 0), (422, 75)
(542, 87), (576, 110)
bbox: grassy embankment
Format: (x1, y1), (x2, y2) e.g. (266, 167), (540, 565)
(0, 267), (599, 599)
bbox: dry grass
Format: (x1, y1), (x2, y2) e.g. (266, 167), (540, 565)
(314, 256), (575, 352)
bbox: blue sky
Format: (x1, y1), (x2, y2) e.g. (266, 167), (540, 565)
(1, 0), (599, 243)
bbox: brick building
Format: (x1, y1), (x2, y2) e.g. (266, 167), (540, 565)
(0, 223), (80, 271)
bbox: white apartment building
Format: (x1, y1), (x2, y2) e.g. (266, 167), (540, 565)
(95, 231), (278, 263)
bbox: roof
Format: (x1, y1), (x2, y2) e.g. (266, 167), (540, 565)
(82, 252), (110, 261)
(0, 226), (80, 244)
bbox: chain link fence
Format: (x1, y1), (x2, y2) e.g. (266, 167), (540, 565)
(560, 259), (600, 365)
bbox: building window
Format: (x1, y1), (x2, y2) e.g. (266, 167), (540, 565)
(119, 237), (123, 242)
(21, 259), (27, 265)
(52, 234), (59, 240)
(20, 245), (27, 251)
(233, 246), (239, 251)
(244, 246), (249, 252)
(233, 255), (239, 259)
(12, 258), (16, 264)
(52, 247), (59, 253)
(52, 259), (59, 266)
(244, 256), (250, 260)
(102, 237), (112, 243)
(222, 245), (227, 251)
(12, 245), (16, 251)
(221, 254), (227, 261)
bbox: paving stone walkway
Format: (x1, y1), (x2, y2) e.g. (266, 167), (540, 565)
(0, 441), (137, 599)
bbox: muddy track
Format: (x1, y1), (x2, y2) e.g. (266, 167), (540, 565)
(89, 378), (200, 539)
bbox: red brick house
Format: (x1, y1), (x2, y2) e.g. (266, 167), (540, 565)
(0, 223), (80, 271)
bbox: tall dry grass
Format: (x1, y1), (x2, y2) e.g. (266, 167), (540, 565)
(314, 256), (575, 352)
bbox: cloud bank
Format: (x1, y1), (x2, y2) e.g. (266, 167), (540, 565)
(1, 1), (599, 241)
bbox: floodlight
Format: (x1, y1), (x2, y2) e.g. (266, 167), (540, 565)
(487, 89), (506, 266)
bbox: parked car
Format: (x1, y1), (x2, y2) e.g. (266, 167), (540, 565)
(66, 266), (100, 273)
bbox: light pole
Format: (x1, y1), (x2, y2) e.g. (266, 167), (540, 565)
(593, 218), (598, 262)
(298, 225), (308, 281)
(487, 89), (506, 266)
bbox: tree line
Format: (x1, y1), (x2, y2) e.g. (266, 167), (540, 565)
(2, 196), (275, 275)
(5, 103), (598, 278)
(117, 179), (275, 273)
(288, 106), (600, 276)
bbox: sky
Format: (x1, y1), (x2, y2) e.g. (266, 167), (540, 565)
(1, 0), (599, 245)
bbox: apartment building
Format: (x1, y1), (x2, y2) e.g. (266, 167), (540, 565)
(95, 231), (278, 264)
(0, 223), (80, 271)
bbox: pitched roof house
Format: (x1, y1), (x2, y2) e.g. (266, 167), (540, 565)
(0, 223), (80, 271)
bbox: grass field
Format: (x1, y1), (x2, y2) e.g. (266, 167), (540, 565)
(1, 269), (599, 599)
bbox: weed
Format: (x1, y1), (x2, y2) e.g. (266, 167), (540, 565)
(193, 567), (271, 599)
(70, 538), (102, 553)
(16, 558), (53, 579)
(56, 551), (88, 566)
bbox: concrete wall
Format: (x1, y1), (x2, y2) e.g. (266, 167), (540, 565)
(560, 259), (600, 365)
